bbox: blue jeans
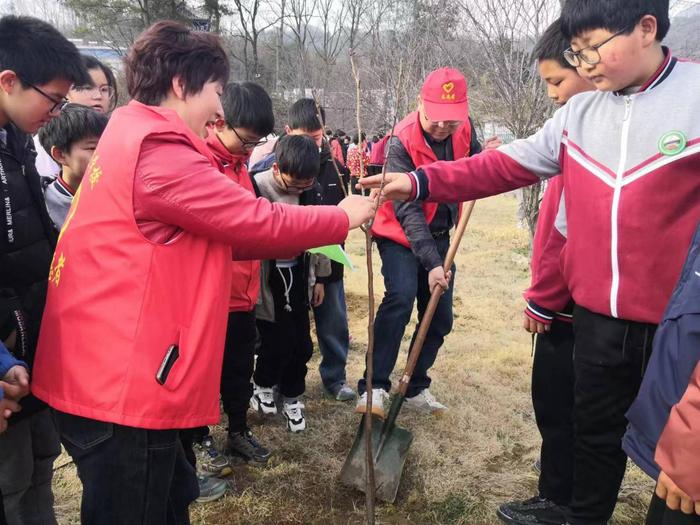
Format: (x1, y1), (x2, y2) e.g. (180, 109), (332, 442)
(358, 237), (455, 398)
(313, 279), (350, 391)
(53, 411), (198, 525)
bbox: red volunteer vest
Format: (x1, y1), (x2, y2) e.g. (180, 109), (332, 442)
(371, 111), (471, 247)
(205, 132), (261, 312)
(32, 101), (232, 429)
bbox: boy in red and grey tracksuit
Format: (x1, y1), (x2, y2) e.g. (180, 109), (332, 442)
(524, 177), (576, 502)
(498, 20), (595, 525)
(364, 4), (700, 523)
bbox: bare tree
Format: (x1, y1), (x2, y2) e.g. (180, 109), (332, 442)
(226, 0), (280, 81)
(455, 0), (559, 238)
(345, 0), (368, 52)
(286, 0), (317, 90)
(10, 0), (78, 31)
(274, 0), (285, 89)
(64, 0), (190, 50)
(201, 0), (231, 33)
(310, 0), (348, 96)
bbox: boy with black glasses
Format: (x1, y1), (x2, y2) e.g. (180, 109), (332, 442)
(360, 1), (700, 523)
(252, 99), (356, 403)
(497, 19), (594, 525)
(0, 14), (88, 524)
(252, 135), (331, 433)
(189, 82), (276, 475)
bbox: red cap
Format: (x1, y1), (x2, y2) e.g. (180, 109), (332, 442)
(419, 67), (469, 122)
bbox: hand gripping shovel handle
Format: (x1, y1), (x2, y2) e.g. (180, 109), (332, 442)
(397, 200), (476, 397)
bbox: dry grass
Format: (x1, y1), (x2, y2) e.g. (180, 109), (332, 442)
(52, 194), (654, 524)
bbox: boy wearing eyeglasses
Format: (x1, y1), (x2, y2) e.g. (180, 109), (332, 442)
(252, 98), (356, 403)
(359, 1), (700, 523)
(0, 14), (88, 525)
(251, 134), (330, 433)
(188, 82), (276, 475)
(497, 19), (594, 525)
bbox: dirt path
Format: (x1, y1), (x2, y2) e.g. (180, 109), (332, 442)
(53, 194), (653, 524)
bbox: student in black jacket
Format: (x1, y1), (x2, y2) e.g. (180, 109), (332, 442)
(0, 15), (88, 524)
(251, 135), (332, 433)
(251, 99), (356, 402)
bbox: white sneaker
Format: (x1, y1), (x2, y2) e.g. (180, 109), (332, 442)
(354, 388), (390, 419)
(404, 389), (447, 415)
(250, 384), (277, 416)
(283, 399), (306, 433)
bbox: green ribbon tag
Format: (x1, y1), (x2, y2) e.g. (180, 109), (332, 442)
(308, 244), (354, 270)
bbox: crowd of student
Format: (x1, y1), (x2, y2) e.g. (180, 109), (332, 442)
(0, 0), (698, 524)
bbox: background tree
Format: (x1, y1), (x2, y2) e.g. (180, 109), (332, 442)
(454, 0), (559, 238)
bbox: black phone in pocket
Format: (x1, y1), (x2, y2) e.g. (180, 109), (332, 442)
(156, 345), (180, 385)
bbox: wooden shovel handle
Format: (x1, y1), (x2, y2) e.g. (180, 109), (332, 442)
(397, 200), (476, 396)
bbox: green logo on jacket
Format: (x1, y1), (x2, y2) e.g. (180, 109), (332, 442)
(658, 131), (688, 156)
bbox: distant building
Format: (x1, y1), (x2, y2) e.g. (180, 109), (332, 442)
(69, 39), (125, 70)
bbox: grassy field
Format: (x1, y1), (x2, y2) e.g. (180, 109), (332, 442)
(53, 194), (653, 524)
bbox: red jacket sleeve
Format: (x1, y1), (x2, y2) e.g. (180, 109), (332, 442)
(525, 177), (572, 319)
(418, 108), (568, 203)
(420, 149), (543, 203)
(655, 362), (700, 501)
(134, 133), (349, 260)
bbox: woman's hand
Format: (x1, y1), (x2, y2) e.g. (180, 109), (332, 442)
(357, 172), (413, 201)
(656, 471), (699, 515)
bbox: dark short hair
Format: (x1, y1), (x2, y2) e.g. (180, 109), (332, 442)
(288, 98), (324, 132)
(38, 103), (109, 154)
(275, 135), (320, 181)
(80, 55), (119, 111)
(220, 82), (274, 137)
(0, 16), (89, 86)
(561, 0), (670, 42)
(352, 132), (366, 145)
(125, 20), (230, 106)
(533, 19), (574, 69)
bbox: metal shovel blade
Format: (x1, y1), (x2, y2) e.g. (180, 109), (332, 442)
(339, 411), (414, 503)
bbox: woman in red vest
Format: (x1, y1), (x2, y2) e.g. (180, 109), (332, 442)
(356, 67), (483, 419)
(30, 21), (374, 525)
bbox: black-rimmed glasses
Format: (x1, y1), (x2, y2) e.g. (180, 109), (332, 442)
(231, 127), (268, 149)
(279, 174), (316, 192)
(273, 165), (316, 192)
(20, 78), (69, 113)
(564, 27), (631, 68)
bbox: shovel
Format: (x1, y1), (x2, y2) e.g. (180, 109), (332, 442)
(340, 200), (476, 503)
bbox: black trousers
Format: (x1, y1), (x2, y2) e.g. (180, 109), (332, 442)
(54, 410), (197, 525)
(532, 319), (575, 505)
(568, 306), (656, 525)
(646, 494), (700, 525)
(188, 311), (258, 441)
(254, 264), (313, 399)
(221, 310), (257, 433)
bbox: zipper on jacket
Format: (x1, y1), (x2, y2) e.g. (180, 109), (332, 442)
(610, 96), (634, 318)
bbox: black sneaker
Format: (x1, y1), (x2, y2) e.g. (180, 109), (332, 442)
(226, 429), (271, 465)
(497, 496), (568, 525)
